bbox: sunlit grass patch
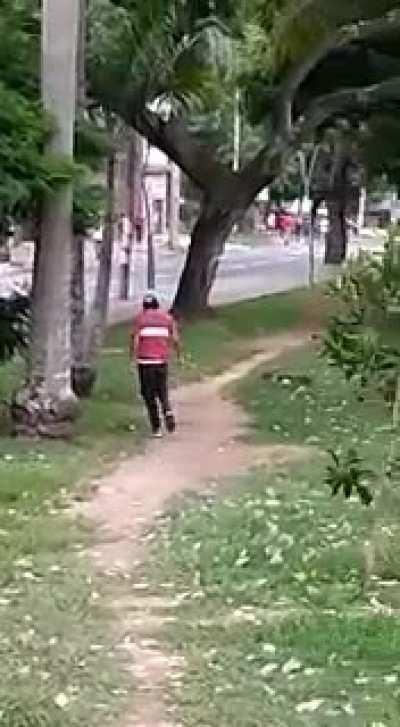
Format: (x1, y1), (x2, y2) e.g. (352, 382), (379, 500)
(147, 463), (400, 725)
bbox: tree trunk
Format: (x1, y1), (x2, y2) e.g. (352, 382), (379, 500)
(142, 174), (156, 289)
(13, 0), (79, 438)
(311, 197), (323, 230)
(70, 234), (93, 397)
(238, 206), (256, 234)
(172, 196), (240, 316)
(325, 195), (347, 265)
(75, 147), (115, 396)
(120, 132), (142, 300)
(167, 161), (180, 250)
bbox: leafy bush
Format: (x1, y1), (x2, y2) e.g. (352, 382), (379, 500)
(0, 293), (30, 364)
(326, 448), (375, 505)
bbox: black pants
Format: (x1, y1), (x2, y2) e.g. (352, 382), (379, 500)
(138, 364), (171, 432)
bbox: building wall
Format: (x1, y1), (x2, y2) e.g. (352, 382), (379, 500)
(113, 135), (181, 247)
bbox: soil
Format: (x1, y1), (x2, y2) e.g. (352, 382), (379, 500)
(78, 331), (312, 727)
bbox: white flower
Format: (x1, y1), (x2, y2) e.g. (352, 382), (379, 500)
(260, 663), (278, 676)
(54, 693), (69, 709)
(263, 644), (276, 654)
(270, 549), (283, 565)
(384, 674), (398, 684)
(282, 657), (302, 674)
(14, 557), (32, 568)
(265, 499), (281, 508)
(296, 699), (324, 713)
(354, 676), (369, 685)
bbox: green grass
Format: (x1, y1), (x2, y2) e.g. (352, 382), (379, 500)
(145, 330), (400, 726)
(0, 289), (325, 726)
(109, 287), (330, 382)
(0, 332), (149, 725)
(148, 462), (400, 726)
(182, 288), (330, 378)
(0, 346), (140, 725)
(235, 344), (393, 472)
(0, 512), (128, 726)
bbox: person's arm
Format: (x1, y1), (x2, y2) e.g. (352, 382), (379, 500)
(171, 317), (182, 359)
(129, 333), (137, 361)
(129, 319), (139, 361)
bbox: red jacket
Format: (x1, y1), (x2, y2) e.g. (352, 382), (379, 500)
(133, 309), (176, 364)
(277, 213), (295, 233)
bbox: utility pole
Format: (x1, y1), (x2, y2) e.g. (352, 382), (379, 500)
(232, 87), (241, 237)
(142, 145), (155, 290)
(358, 186), (367, 234)
(167, 160), (180, 250)
(233, 87), (241, 173)
(298, 145), (320, 287)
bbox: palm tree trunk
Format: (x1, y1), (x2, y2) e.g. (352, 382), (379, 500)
(13, 0), (79, 437)
(78, 145), (116, 395)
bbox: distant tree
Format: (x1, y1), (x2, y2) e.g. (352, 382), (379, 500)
(92, 0), (400, 314)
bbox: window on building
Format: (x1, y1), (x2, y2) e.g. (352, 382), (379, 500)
(153, 199), (163, 234)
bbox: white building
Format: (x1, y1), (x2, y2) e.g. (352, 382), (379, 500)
(115, 136), (181, 247)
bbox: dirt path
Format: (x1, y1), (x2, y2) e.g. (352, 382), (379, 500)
(79, 331), (311, 727)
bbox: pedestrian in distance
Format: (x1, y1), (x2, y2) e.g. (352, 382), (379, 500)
(130, 291), (181, 438)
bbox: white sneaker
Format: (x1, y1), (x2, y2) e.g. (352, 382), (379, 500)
(153, 430), (163, 439)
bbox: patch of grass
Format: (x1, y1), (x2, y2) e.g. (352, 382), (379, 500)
(182, 288), (330, 378)
(148, 462), (400, 726)
(0, 346), (145, 725)
(0, 513), (128, 726)
(146, 333), (400, 726)
(0, 288), (330, 724)
(108, 288), (331, 382)
(235, 345), (392, 472)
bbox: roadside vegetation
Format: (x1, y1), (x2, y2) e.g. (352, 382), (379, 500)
(0, 289), (323, 726)
(145, 314), (400, 726)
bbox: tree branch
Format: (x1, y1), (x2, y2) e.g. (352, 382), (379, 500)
(131, 107), (233, 192)
(277, 8), (400, 136)
(242, 75), (400, 200)
(303, 75), (400, 132)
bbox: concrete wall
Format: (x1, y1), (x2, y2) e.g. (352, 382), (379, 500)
(115, 137), (181, 245)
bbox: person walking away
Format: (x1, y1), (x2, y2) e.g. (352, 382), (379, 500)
(277, 209), (294, 246)
(130, 292), (180, 437)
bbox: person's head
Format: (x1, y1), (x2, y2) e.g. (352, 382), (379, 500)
(143, 291), (160, 311)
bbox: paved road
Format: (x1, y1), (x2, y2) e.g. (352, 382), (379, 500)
(0, 235), (380, 325)
(108, 236), (357, 322)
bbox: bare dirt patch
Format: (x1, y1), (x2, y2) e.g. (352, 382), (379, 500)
(78, 331), (312, 726)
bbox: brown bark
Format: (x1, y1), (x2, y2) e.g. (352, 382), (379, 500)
(172, 192), (244, 316)
(325, 195), (347, 265)
(71, 144), (116, 398)
(70, 234), (96, 398)
(85, 149), (115, 377)
(118, 75), (400, 314)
